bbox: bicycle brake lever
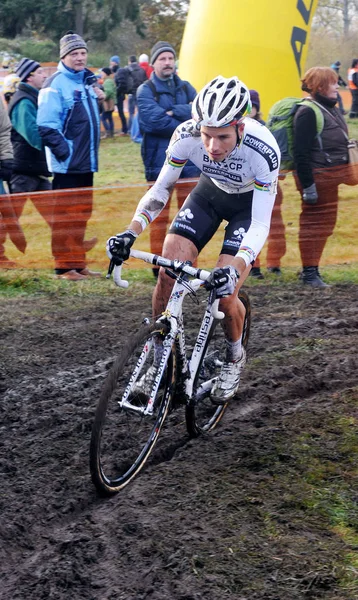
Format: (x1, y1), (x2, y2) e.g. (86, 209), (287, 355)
(113, 263), (129, 288)
(212, 299), (225, 320)
(106, 258), (129, 288)
(106, 258), (117, 279)
(208, 290), (224, 320)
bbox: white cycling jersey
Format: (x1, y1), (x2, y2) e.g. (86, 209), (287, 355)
(133, 117), (281, 266)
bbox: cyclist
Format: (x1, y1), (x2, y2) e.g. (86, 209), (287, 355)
(107, 76), (280, 403)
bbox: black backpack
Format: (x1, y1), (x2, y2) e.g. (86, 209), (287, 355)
(129, 65), (147, 95)
(124, 67), (134, 94)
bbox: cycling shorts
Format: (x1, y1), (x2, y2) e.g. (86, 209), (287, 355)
(168, 174), (253, 256)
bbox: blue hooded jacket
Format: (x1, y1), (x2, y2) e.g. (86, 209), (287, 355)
(37, 61), (100, 174)
(137, 73), (200, 181)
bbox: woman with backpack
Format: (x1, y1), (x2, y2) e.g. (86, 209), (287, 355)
(293, 66), (349, 288)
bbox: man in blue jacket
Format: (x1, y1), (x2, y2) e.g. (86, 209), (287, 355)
(136, 40), (200, 276)
(37, 31), (104, 280)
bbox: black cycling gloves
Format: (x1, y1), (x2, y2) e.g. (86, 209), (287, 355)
(106, 229), (138, 263)
(205, 265), (239, 298)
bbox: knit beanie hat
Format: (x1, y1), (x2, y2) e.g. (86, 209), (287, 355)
(110, 55), (120, 65)
(249, 89), (260, 112)
(150, 41), (176, 65)
(15, 57), (41, 82)
(60, 31), (88, 59)
(139, 53), (149, 63)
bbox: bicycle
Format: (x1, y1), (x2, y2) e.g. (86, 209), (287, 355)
(90, 249), (251, 494)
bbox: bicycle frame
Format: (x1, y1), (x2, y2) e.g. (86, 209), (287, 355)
(111, 249), (224, 416)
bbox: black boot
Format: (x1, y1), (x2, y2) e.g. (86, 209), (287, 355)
(301, 266), (329, 288)
(267, 266), (282, 276)
(250, 267), (264, 280)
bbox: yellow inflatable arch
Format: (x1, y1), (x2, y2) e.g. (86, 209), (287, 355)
(179, 0), (318, 117)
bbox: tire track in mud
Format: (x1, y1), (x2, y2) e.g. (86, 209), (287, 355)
(0, 284), (357, 600)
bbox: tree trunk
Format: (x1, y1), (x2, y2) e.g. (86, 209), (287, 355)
(74, 0), (83, 36)
(343, 0), (350, 35)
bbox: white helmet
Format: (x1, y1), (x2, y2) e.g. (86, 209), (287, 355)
(192, 75), (251, 127)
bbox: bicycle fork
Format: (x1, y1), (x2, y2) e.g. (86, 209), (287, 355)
(120, 328), (176, 417)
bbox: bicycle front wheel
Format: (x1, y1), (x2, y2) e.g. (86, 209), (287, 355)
(186, 290), (251, 437)
(90, 322), (174, 494)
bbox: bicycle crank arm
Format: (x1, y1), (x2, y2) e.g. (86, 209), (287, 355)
(192, 378), (218, 402)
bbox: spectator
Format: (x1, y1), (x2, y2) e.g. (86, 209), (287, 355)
(0, 98), (13, 195)
(347, 58), (358, 118)
(293, 67), (348, 287)
(330, 60), (347, 115)
(248, 89), (286, 279)
(8, 57), (52, 229)
(138, 53), (153, 79)
(100, 67), (116, 138)
(137, 40), (200, 276)
(3, 73), (20, 105)
(126, 55), (147, 132)
(114, 60), (130, 136)
(0, 98), (26, 268)
(37, 31), (104, 281)
(109, 55), (120, 74)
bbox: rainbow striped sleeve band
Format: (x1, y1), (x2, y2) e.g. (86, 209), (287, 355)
(254, 179), (271, 192)
(236, 246), (256, 267)
(134, 210), (152, 231)
(168, 156), (187, 168)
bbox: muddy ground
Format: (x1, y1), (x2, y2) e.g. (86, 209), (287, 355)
(0, 281), (357, 600)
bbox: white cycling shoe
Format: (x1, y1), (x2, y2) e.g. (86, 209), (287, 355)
(210, 349), (246, 405)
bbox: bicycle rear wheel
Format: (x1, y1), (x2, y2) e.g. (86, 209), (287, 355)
(90, 322), (174, 494)
(186, 290), (251, 437)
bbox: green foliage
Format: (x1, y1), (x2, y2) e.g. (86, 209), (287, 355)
(0, 0), (142, 43)
(0, 0), (191, 63)
(17, 39), (57, 63)
(0, 36), (56, 62)
(139, 0), (190, 52)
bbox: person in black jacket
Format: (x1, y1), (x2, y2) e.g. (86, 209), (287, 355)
(293, 66), (349, 287)
(126, 55), (147, 133)
(8, 58), (52, 225)
(114, 62), (130, 135)
(330, 60), (347, 115)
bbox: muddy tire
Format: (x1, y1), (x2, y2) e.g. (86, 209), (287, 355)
(186, 290), (251, 437)
(90, 322), (173, 494)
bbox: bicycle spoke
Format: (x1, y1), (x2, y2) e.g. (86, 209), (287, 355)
(90, 323), (173, 494)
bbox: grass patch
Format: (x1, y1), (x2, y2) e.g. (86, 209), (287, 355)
(282, 389), (358, 593)
(0, 267), (156, 297)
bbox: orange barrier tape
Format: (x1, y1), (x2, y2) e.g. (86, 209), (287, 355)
(0, 172), (357, 271)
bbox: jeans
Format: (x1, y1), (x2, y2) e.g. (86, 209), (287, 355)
(349, 89), (358, 118)
(101, 110), (114, 134)
(127, 94), (136, 132)
(116, 93), (127, 133)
